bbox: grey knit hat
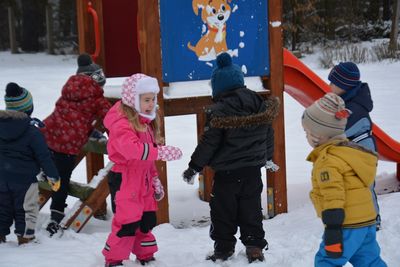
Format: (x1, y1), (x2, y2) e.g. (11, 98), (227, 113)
(302, 93), (350, 138)
(76, 53), (106, 86)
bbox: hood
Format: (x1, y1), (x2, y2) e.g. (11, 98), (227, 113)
(103, 101), (124, 131)
(346, 83), (373, 112)
(308, 139), (377, 187)
(210, 88), (280, 129)
(61, 74), (105, 102)
(0, 110), (30, 141)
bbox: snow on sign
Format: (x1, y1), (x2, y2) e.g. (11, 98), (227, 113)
(159, 0), (270, 83)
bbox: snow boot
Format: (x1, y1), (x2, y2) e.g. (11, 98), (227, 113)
(138, 256), (155, 266)
(0, 235), (6, 243)
(246, 246), (265, 263)
(206, 250), (234, 262)
(46, 220), (62, 237)
(104, 261), (123, 267)
(17, 236), (35, 245)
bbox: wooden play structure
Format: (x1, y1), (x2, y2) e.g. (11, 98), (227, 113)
(37, 0), (288, 232)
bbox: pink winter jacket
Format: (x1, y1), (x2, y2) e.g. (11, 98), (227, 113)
(104, 101), (159, 222)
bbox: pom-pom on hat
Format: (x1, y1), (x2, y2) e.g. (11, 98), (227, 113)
(76, 53), (106, 86)
(328, 62), (361, 91)
(211, 53), (245, 98)
(4, 82), (34, 116)
(121, 73), (160, 120)
(302, 93), (351, 138)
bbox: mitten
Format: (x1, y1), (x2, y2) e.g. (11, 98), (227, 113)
(47, 177), (61, 192)
(89, 129), (107, 143)
(265, 160), (279, 172)
(322, 209), (345, 258)
(182, 167), (197, 185)
(157, 145), (183, 161)
(36, 171), (47, 182)
(152, 176), (164, 201)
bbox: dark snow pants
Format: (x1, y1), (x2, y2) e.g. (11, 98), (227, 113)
(49, 150), (76, 223)
(209, 166), (268, 253)
(107, 171), (122, 213)
(0, 178), (38, 238)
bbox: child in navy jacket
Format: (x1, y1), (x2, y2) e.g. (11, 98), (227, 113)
(0, 83), (60, 245)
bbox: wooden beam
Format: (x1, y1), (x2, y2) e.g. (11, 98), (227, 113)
(138, 0), (169, 224)
(267, 0), (287, 216)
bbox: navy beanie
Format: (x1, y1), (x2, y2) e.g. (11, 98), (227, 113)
(211, 53), (244, 98)
(4, 82), (34, 116)
(76, 53), (106, 86)
(328, 62), (361, 91)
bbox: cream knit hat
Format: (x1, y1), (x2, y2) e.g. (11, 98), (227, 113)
(302, 93), (350, 138)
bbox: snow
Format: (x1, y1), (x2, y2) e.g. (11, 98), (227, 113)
(0, 48), (400, 267)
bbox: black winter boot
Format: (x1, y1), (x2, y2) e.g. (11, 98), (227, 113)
(206, 250), (234, 262)
(104, 261), (123, 267)
(138, 256), (155, 265)
(246, 246), (265, 263)
(46, 221), (62, 237)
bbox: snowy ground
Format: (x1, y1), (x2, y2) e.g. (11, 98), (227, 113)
(0, 48), (399, 267)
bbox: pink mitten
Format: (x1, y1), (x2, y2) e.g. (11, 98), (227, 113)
(153, 177), (164, 201)
(157, 145), (182, 161)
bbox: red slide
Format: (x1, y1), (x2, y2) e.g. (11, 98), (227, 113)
(283, 49), (400, 166)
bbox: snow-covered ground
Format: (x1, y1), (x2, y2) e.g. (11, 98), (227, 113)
(0, 48), (399, 267)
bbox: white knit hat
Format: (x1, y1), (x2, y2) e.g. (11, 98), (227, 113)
(302, 93), (351, 138)
(121, 73), (160, 120)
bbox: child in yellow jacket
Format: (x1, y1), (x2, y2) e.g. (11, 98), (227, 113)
(301, 93), (386, 267)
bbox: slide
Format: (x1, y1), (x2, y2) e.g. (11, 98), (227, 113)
(283, 49), (400, 164)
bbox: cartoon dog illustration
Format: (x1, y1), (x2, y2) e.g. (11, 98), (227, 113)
(188, 0), (232, 60)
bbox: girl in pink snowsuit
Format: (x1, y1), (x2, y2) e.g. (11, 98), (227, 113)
(102, 74), (182, 267)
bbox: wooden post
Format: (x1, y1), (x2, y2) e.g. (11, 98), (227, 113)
(46, 5), (55, 55)
(76, 0), (106, 68)
(86, 152), (107, 217)
(137, 0), (169, 224)
(196, 112), (214, 202)
(266, 0), (287, 217)
(8, 7), (18, 53)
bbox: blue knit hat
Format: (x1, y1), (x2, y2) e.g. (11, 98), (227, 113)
(4, 82), (33, 116)
(211, 53), (244, 98)
(328, 62), (361, 91)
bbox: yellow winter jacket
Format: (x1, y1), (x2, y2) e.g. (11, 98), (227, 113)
(306, 139), (378, 228)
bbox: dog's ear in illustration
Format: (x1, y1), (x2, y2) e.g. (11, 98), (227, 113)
(192, 0), (208, 16)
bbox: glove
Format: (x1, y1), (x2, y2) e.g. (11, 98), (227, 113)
(182, 167), (197, 185)
(89, 129), (107, 143)
(36, 171), (47, 182)
(152, 177), (164, 201)
(265, 160), (279, 172)
(322, 209), (345, 258)
(47, 177), (61, 192)
(323, 227), (343, 258)
(157, 145), (183, 161)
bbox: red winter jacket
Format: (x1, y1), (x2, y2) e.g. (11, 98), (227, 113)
(41, 74), (112, 155)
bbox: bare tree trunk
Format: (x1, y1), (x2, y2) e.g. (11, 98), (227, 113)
(389, 0), (400, 51)
(8, 7), (18, 53)
(46, 5), (54, 54)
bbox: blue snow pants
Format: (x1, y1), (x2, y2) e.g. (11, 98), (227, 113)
(0, 179), (39, 238)
(315, 225), (387, 267)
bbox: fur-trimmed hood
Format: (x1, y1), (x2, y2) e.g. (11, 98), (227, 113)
(209, 89), (280, 129)
(0, 110), (30, 140)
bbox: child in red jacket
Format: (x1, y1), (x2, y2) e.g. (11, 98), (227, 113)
(41, 53), (112, 236)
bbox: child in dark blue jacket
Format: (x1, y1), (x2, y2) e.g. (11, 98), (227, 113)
(0, 83), (60, 245)
(328, 62), (381, 229)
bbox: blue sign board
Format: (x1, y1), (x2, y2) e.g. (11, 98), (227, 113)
(159, 0), (270, 82)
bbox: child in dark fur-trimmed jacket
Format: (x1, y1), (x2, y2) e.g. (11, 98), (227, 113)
(182, 53), (279, 263)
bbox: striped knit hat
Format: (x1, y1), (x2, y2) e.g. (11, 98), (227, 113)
(328, 62), (361, 91)
(4, 82), (33, 116)
(302, 93), (350, 138)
